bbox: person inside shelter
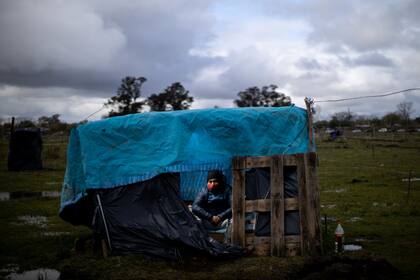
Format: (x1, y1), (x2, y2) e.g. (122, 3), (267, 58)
(192, 170), (232, 232)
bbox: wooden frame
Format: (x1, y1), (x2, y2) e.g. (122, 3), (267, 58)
(231, 152), (322, 257)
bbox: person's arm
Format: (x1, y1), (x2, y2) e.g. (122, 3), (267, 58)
(192, 189), (212, 221)
(218, 187), (232, 221)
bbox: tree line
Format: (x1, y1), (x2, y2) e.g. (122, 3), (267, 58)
(105, 76), (291, 117)
(1, 75), (418, 135)
(315, 101), (419, 131)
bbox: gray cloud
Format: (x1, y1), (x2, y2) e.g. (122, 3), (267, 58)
(0, 0), (419, 122)
(0, 0), (214, 94)
(341, 52), (395, 67)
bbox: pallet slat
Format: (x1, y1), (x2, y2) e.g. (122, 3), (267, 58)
(245, 197), (298, 212)
(304, 152), (322, 255)
(270, 155), (285, 257)
(232, 157), (246, 247)
(232, 152), (321, 257)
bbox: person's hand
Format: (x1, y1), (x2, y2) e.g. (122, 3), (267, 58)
(211, 215), (222, 225)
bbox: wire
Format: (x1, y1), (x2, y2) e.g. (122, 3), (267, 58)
(315, 88), (420, 103)
(83, 105), (107, 121)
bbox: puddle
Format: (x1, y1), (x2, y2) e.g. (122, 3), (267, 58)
(6, 269), (60, 280)
(344, 244), (363, 251)
(0, 192), (10, 201)
(41, 191), (60, 198)
(323, 188), (346, 193)
(354, 238), (380, 243)
(0, 191), (60, 201)
(348, 217), (362, 222)
(16, 215), (48, 228)
(372, 202), (385, 207)
(0, 264), (19, 274)
(321, 216), (337, 222)
(402, 177), (420, 182)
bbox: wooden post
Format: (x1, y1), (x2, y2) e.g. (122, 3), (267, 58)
(304, 152), (322, 255)
(232, 157), (246, 247)
(101, 239), (109, 258)
(270, 155), (285, 256)
(296, 154), (309, 255)
(407, 170), (412, 203)
(305, 98), (314, 152)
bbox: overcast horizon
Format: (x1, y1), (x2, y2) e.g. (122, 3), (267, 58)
(1, 0), (419, 123)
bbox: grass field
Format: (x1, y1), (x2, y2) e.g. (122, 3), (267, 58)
(0, 131), (419, 279)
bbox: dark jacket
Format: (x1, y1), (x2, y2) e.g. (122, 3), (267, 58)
(192, 185), (232, 221)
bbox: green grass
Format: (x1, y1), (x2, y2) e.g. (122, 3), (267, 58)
(317, 132), (420, 279)
(0, 133), (419, 279)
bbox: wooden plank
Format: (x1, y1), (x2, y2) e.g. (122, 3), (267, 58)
(246, 236), (271, 256)
(232, 156), (246, 170)
(285, 235), (301, 243)
(285, 198), (299, 211)
(241, 154), (298, 168)
(270, 155), (285, 256)
(232, 159), (246, 247)
(245, 199), (270, 212)
(245, 156), (271, 168)
(245, 235), (301, 257)
(245, 198), (297, 213)
(304, 152), (322, 255)
(246, 235), (301, 245)
(246, 236), (271, 245)
(286, 242), (301, 257)
(283, 154), (297, 166)
(254, 244), (270, 256)
(296, 155), (309, 255)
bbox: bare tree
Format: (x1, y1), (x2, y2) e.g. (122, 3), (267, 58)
(397, 101), (414, 128)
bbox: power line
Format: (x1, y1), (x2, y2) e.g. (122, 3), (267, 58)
(314, 88), (420, 103)
(83, 105), (107, 121)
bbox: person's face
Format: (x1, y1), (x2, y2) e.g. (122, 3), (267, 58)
(207, 179), (219, 191)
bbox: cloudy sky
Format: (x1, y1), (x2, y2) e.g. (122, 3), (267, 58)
(1, 0), (419, 122)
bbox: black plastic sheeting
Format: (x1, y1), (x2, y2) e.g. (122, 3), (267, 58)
(245, 167), (300, 236)
(90, 173), (245, 260)
(8, 128), (43, 171)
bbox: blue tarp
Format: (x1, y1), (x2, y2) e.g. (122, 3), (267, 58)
(60, 106), (312, 211)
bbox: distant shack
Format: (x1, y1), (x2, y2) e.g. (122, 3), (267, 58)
(8, 124), (43, 171)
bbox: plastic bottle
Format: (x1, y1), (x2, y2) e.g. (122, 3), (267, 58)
(334, 221), (344, 253)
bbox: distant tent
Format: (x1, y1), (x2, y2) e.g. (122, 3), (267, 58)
(59, 107), (311, 259)
(8, 128), (43, 171)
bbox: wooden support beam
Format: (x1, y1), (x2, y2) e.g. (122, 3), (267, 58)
(304, 152), (322, 255)
(245, 156), (271, 168)
(270, 155), (285, 256)
(232, 157), (246, 247)
(245, 235), (301, 256)
(283, 155), (298, 166)
(305, 97), (314, 152)
(245, 198), (298, 212)
(245, 199), (270, 212)
(297, 154), (309, 255)
(285, 198), (299, 211)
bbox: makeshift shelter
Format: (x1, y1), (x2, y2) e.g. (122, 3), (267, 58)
(8, 128), (43, 171)
(59, 106), (319, 259)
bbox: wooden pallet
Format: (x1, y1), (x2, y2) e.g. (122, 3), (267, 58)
(231, 152), (322, 257)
